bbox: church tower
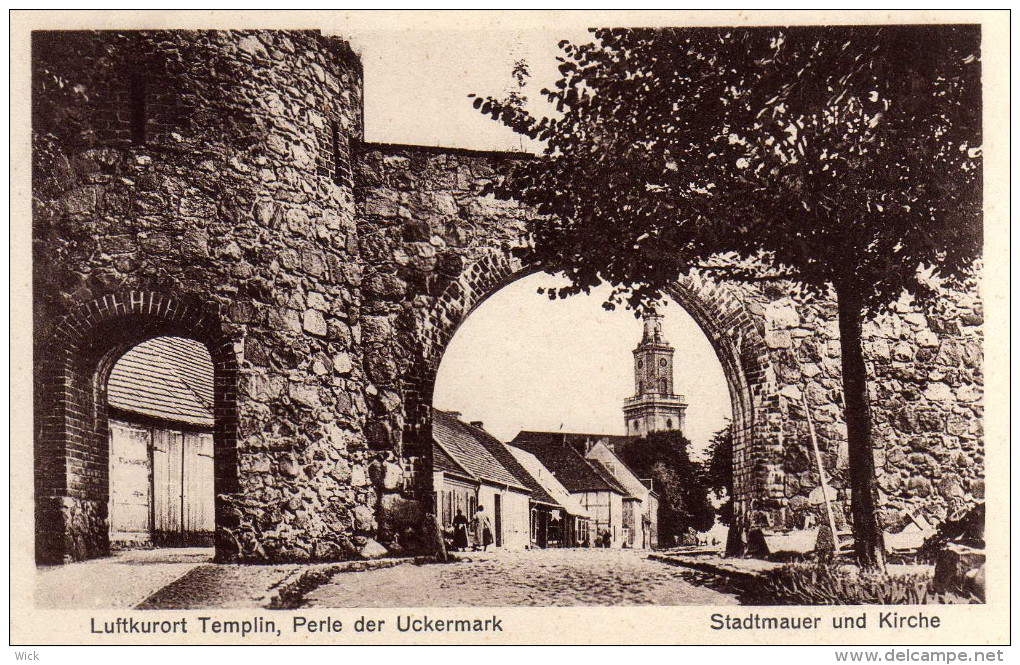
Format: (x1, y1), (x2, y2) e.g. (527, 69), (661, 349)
(623, 311), (687, 436)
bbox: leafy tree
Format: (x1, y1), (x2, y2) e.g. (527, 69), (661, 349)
(613, 430), (715, 544)
(474, 26), (981, 570)
(704, 424), (734, 526)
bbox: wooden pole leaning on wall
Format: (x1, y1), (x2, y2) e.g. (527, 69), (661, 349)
(802, 392), (841, 555)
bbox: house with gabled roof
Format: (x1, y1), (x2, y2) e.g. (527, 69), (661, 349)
(511, 432), (629, 548)
(506, 445), (592, 548)
(432, 409), (533, 549)
(510, 430), (661, 549)
(584, 441), (659, 549)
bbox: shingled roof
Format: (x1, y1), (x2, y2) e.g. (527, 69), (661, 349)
(473, 431), (562, 509)
(510, 434), (626, 495)
(108, 337), (214, 427)
(432, 409), (530, 492)
(507, 446), (591, 518)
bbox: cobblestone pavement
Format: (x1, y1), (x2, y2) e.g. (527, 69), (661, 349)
(36, 547), (214, 609)
(304, 548), (739, 607)
(136, 563), (305, 609)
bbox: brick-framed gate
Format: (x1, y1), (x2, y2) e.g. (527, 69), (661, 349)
(34, 290), (239, 563)
(394, 250), (782, 533)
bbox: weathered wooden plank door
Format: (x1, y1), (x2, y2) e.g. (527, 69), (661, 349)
(108, 420), (152, 543)
(152, 429), (184, 544)
(182, 432), (215, 540)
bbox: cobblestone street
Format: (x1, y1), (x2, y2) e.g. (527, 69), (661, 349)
(304, 549), (739, 607)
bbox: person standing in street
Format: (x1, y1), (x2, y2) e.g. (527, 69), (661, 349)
(452, 509), (469, 551)
(472, 505), (494, 552)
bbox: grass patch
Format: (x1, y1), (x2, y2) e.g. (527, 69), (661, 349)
(741, 563), (976, 605)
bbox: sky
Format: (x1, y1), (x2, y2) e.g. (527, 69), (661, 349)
(432, 273), (732, 457)
(344, 26), (591, 151)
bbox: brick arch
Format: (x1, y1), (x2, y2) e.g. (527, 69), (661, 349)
(661, 276), (781, 527)
(406, 253), (780, 530)
(35, 291), (239, 563)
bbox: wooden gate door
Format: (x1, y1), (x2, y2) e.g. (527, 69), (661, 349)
(181, 431), (215, 543)
(152, 428), (214, 545)
(493, 494), (502, 547)
(152, 429), (184, 545)
(108, 420), (152, 543)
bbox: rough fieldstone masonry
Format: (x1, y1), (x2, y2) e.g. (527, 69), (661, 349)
(33, 30), (369, 563)
(33, 29), (983, 563)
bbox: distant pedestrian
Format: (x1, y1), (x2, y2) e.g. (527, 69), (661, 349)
(452, 509), (469, 551)
(472, 506), (494, 551)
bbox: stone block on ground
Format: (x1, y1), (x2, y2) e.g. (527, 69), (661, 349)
(932, 542), (985, 600)
(359, 539), (388, 559)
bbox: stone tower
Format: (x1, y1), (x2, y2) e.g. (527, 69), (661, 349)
(623, 312), (687, 436)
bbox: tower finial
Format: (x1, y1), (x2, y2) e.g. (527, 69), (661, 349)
(641, 309), (664, 343)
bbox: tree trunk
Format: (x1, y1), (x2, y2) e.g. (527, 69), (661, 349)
(835, 283), (887, 571)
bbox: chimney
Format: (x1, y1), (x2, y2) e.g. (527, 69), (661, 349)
(448, 411), (462, 420)
(470, 420), (484, 429)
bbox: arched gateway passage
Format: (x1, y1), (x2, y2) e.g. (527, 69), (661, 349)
(35, 291), (238, 563)
(396, 251), (783, 532)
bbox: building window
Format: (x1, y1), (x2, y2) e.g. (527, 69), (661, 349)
(129, 74), (147, 144)
(666, 419), (673, 429)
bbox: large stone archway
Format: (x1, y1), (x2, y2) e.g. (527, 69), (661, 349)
(34, 291), (239, 563)
(390, 250), (783, 531)
(357, 142), (984, 541)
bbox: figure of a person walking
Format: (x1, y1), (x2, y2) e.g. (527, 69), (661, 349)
(472, 505), (494, 552)
(452, 509), (469, 551)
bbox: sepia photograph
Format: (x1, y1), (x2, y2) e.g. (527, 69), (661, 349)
(10, 9), (1008, 647)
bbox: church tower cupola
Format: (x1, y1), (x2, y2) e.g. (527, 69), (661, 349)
(623, 310), (687, 436)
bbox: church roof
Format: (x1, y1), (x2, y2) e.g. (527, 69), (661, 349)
(513, 430), (637, 453)
(432, 409), (531, 492)
(107, 336), (214, 427)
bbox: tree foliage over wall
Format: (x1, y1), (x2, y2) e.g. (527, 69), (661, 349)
(703, 424), (734, 527)
(474, 26), (982, 568)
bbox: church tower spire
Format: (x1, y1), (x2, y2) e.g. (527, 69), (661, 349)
(623, 310), (687, 436)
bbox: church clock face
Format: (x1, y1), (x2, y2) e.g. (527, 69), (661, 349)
(660, 358), (668, 367)
(637, 360), (643, 369)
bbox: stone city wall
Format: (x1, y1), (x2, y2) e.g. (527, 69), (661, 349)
(33, 30), (984, 563)
(355, 143), (541, 540)
(720, 278), (984, 532)
(33, 29), (388, 562)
